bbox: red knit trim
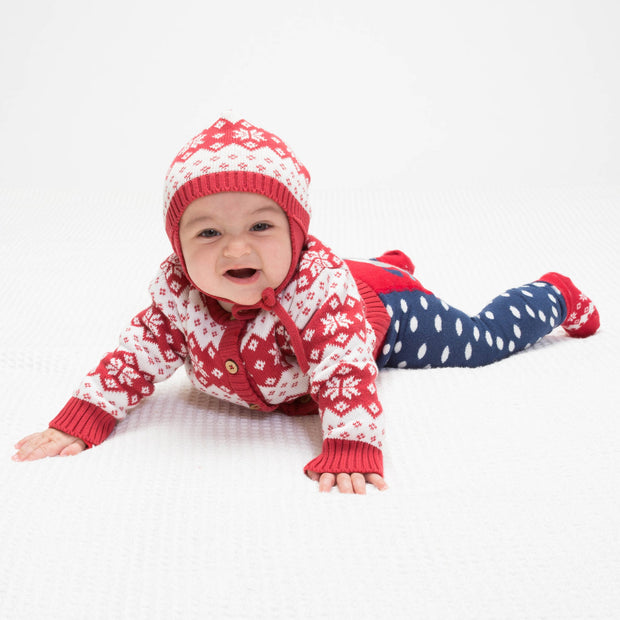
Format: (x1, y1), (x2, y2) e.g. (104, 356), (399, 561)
(304, 438), (384, 476)
(49, 397), (117, 448)
(166, 171), (310, 252)
(354, 279), (391, 358)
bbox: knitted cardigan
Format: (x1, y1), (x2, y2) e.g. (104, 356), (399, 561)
(49, 237), (390, 476)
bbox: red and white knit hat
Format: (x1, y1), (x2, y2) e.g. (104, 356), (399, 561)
(163, 112), (311, 290)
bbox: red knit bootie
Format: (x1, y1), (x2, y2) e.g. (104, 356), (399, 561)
(540, 272), (600, 338)
(374, 250), (415, 275)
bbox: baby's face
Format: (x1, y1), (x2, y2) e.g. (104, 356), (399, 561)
(179, 192), (292, 310)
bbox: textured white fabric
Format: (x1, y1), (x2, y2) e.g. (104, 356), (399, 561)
(1, 187), (619, 619)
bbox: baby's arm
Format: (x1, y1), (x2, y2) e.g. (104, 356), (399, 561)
(12, 261), (190, 460)
(307, 470), (388, 494)
(294, 244), (388, 493)
(12, 429), (86, 462)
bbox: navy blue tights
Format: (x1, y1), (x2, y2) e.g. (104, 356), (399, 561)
(376, 281), (567, 369)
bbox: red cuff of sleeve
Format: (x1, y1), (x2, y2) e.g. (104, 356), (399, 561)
(49, 397), (117, 448)
(304, 438), (384, 477)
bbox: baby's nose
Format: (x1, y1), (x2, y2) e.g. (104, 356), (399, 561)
(223, 236), (251, 257)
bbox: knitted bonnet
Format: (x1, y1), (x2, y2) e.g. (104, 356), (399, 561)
(163, 112), (312, 296)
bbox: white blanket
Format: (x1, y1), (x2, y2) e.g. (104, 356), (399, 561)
(1, 187), (618, 619)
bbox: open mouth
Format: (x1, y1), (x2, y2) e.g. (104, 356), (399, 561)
(226, 268), (258, 280)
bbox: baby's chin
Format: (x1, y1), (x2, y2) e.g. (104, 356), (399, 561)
(216, 294), (262, 312)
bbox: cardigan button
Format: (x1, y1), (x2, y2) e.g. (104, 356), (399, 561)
(225, 360), (239, 374)
(298, 394), (312, 403)
(249, 404), (260, 410)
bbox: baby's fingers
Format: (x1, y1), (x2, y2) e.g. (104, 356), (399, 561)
(59, 440), (87, 457)
(12, 434), (55, 461)
(12, 429), (84, 461)
(12, 437), (51, 461)
(365, 473), (389, 491)
(319, 473), (337, 492)
(13, 433), (41, 450)
(307, 471), (388, 494)
(337, 473), (356, 494)
(306, 470), (335, 492)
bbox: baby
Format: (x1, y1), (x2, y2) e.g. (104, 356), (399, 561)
(12, 113), (600, 494)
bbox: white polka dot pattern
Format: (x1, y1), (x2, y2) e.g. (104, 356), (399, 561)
(376, 282), (566, 369)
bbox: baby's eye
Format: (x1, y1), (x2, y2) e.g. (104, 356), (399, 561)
(198, 229), (219, 238)
(251, 222), (271, 232)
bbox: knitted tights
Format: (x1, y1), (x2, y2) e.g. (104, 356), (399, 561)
(376, 281), (567, 369)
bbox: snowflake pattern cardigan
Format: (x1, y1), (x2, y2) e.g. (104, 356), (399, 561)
(49, 237), (386, 476)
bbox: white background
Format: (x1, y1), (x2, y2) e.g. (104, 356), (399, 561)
(1, 0), (618, 194)
(1, 3), (619, 619)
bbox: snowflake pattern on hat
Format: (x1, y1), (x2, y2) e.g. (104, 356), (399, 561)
(163, 114), (311, 226)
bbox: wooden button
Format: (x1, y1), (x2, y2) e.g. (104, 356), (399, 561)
(249, 404), (260, 410)
(298, 394), (312, 403)
(225, 360), (239, 374)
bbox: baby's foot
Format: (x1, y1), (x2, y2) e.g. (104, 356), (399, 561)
(540, 272), (600, 338)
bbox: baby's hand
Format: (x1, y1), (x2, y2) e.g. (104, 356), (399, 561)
(307, 471), (388, 494)
(12, 429), (86, 462)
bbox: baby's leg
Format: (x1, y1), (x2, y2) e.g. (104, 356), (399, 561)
(377, 279), (572, 369)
